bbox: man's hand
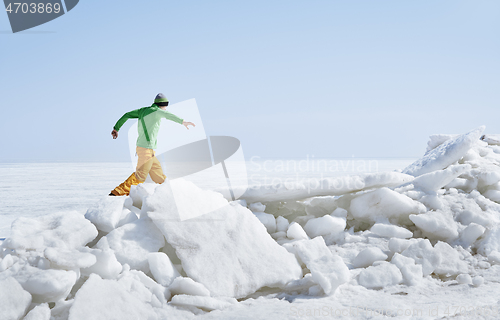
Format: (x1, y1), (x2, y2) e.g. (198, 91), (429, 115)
(111, 129), (118, 139)
(182, 121), (195, 130)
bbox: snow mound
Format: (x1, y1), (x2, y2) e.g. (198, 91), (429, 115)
(283, 237), (349, 295)
(350, 187), (425, 224)
(426, 134), (458, 151)
(0, 277), (31, 320)
(8, 265), (78, 303)
(456, 273), (472, 284)
(69, 274), (158, 320)
(24, 303), (51, 320)
(303, 215), (346, 238)
(3, 211), (97, 251)
(224, 171), (415, 203)
(358, 262), (403, 289)
(81, 248), (122, 280)
(370, 223), (413, 239)
(147, 252), (181, 287)
(44, 247), (96, 269)
(168, 277), (211, 297)
(390, 253), (423, 286)
(2, 125), (500, 318)
(95, 218), (165, 273)
(403, 126), (484, 176)
(409, 211), (459, 242)
(253, 211), (277, 234)
(477, 226), (500, 257)
(145, 180), (303, 298)
(433, 241), (468, 276)
(401, 239), (441, 276)
(352, 247), (388, 268)
(287, 222), (309, 240)
(85, 197), (137, 233)
(412, 164), (471, 192)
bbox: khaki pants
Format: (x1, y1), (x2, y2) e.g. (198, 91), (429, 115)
(110, 146), (166, 196)
(134, 146), (166, 184)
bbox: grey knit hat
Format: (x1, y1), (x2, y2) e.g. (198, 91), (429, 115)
(154, 93), (169, 104)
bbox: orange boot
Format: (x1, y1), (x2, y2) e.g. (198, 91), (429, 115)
(110, 173), (143, 196)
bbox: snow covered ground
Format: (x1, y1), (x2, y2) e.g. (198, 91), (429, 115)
(0, 158), (412, 239)
(3, 127), (500, 320)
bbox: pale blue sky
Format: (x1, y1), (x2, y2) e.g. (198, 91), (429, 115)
(1, 0), (499, 162)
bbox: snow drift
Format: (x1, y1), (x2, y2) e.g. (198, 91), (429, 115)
(2, 125), (500, 319)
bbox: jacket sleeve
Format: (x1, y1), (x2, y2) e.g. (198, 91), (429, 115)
(113, 108), (140, 131)
(159, 109), (184, 124)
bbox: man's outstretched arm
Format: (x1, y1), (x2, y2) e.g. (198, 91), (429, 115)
(182, 121), (195, 129)
(111, 109), (140, 139)
(159, 109), (195, 129)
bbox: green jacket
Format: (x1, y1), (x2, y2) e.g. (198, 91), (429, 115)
(113, 104), (184, 150)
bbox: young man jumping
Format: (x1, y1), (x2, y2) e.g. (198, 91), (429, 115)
(109, 93), (195, 196)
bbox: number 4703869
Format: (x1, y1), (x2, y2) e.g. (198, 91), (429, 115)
(5, 2), (61, 14)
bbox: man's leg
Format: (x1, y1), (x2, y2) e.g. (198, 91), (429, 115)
(149, 155), (167, 184)
(135, 146), (155, 182)
(110, 146), (151, 196)
(109, 172), (142, 196)
(136, 147), (166, 184)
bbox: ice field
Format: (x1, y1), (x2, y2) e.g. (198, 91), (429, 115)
(0, 158), (412, 239)
(3, 126), (500, 320)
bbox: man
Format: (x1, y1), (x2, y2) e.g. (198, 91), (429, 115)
(109, 93), (195, 196)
